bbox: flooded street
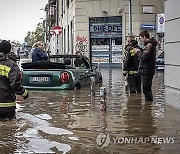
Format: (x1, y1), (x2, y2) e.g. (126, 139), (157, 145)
(1, 68), (180, 154)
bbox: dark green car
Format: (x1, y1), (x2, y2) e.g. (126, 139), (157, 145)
(21, 55), (102, 90)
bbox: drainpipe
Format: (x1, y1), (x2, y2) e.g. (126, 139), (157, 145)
(47, 0), (51, 56)
(129, 0), (132, 36)
(55, 0), (59, 55)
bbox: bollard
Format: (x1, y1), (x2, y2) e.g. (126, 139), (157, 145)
(124, 75), (129, 93)
(100, 87), (106, 100)
(100, 100), (106, 111)
(99, 87), (106, 111)
(90, 76), (96, 96)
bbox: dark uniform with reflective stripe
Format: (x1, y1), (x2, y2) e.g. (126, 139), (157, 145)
(0, 52), (28, 120)
(123, 40), (142, 93)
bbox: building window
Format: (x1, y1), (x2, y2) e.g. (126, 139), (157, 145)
(114, 38), (122, 45)
(68, 25), (70, 53)
(63, 0), (65, 14)
(66, 0), (69, 8)
(70, 20), (73, 54)
(142, 6), (153, 14)
(61, 0), (64, 17)
(91, 38), (110, 45)
(64, 28), (66, 54)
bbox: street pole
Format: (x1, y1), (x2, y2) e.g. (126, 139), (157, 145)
(41, 5), (48, 52)
(55, 0), (59, 55)
(48, 0), (51, 56)
(129, 0), (132, 36)
(44, 5), (48, 53)
(40, 7), (47, 52)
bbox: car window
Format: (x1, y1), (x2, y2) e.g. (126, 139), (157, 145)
(74, 58), (84, 67)
(49, 56), (90, 69)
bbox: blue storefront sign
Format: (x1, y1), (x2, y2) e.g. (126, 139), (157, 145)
(141, 24), (156, 30)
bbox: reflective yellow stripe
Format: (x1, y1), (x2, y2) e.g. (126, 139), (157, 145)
(123, 71), (128, 74)
(21, 89), (28, 97)
(130, 49), (136, 56)
(0, 64), (11, 78)
(128, 71), (138, 74)
(123, 71), (138, 74)
(0, 102), (16, 107)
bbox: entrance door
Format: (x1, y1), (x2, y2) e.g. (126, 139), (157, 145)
(90, 37), (122, 68)
(91, 37), (110, 67)
(110, 38), (122, 68)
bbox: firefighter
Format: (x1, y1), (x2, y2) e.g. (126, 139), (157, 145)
(0, 40), (29, 121)
(123, 36), (142, 93)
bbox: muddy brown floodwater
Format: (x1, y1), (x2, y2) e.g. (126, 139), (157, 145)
(0, 68), (180, 154)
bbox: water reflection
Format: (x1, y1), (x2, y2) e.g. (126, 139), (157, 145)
(125, 94), (157, 136)
(99, 111), (107, 132)
(0, 120), (17, 154)
(59, 96), (71, 114)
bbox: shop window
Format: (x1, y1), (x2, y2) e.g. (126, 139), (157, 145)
(66, 0), (69, 8)
(91, 38), (109, 45)
(112, 38), (122, 52)
(114, 38), (122, 45)
(91, 38), (110, 52)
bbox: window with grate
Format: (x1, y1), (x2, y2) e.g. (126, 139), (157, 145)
(90, 17), (121, 25)
(67, 0), (69, 8)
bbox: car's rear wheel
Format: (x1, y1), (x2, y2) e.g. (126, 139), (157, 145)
(98, 77), (102, 83)
(74, 83), (81, 89)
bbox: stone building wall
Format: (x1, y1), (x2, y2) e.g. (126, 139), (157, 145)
(164, 0), (180, 109)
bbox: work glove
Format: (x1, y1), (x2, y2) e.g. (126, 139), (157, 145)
(123, 71), (128, 76)
(21, 89), (29, 99)
(23, 92), (29, 99)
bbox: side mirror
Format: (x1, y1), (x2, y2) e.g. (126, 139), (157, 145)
(91, 64), (97, 70)
(17, 55), (20, 61)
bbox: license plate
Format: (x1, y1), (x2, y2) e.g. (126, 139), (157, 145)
(30, 76), (50, 82)
(157, 66), (164, 70)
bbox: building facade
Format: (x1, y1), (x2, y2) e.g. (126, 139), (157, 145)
(164, 0), (180, 109)
(48, 0), (164, 67)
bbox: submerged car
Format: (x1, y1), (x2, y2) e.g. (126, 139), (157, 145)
(21, 55), (102, 90)
(156, 52), (164, 70)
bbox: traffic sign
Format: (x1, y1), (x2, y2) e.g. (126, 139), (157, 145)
(159, 16), (165, 24)
(157, 14), (165, 33)
(53, 25), (62, 35)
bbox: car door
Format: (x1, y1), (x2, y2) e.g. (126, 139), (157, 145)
(74, 57), (93, 86)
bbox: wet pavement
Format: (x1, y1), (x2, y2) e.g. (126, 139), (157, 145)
(1, 68), (180, 154)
